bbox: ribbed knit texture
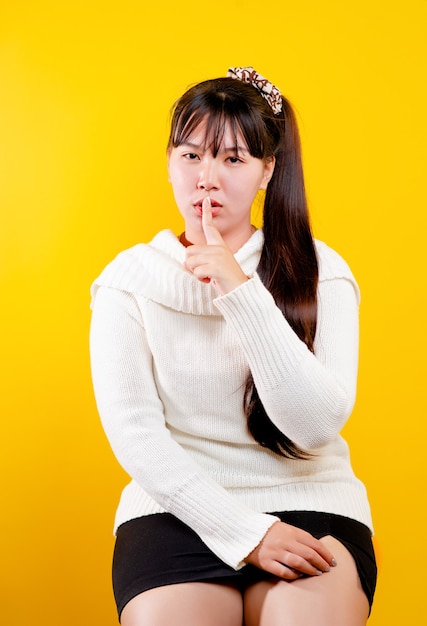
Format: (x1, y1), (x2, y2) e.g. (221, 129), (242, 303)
(90, 229), (373, 570)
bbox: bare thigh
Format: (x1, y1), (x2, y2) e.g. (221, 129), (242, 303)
(243, 536), (369, 626)
(120, 581), (243, 626)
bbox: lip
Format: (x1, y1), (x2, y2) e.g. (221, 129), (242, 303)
(194, 199), (222, 217)
(194, 198), (222, 208)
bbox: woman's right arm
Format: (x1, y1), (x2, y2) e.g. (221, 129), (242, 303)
(90, 285), (335, 577)
(89, 285), (279, 570)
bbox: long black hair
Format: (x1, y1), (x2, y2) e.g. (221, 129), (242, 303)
(168, 77), (318, 459)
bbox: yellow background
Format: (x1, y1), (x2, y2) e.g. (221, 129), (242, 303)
(1, 1), (426, 624)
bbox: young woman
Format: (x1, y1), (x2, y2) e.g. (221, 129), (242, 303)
(90, 67), (377, 626)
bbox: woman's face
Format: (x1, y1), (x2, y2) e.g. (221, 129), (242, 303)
(167, 119), (275, 250)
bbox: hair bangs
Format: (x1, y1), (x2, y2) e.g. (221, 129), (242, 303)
(169, 87), (268, 160)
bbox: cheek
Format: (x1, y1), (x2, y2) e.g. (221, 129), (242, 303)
(239, 177), (264, 203)
(171, 166), (197, 191)
(169, 173), (187, 200)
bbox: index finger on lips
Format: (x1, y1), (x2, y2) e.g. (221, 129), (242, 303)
(201, 196), (213, 243)
(201, 196), (222, 246)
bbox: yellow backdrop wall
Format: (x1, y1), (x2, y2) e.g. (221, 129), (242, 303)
(1, 1), (426, 624)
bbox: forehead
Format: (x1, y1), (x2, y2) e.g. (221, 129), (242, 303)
(180, 115), (248, 153)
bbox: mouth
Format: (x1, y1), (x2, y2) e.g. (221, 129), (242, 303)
(194, 199), (222, 217)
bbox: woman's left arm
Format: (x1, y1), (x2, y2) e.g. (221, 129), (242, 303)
(213, 273), (359, 450)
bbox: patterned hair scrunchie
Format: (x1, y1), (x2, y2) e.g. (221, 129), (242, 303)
(227, 66), (283, 115)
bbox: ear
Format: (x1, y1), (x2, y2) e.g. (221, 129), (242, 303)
(259, 156), (276, 190)
(167, 148), (172, 182)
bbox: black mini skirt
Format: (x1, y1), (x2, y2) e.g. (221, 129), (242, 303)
(112, 511), (377, 620)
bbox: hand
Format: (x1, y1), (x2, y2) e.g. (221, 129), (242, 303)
(244, 521), (337, 580)
(184, 196), (249, 295)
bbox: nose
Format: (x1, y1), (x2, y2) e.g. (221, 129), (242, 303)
(197, 157), (219, 191)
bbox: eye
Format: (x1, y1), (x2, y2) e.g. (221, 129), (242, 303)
(183, 153), (200, 160)
(227, 155), (243, 164)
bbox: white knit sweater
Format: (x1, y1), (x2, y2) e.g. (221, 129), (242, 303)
(90, 228), (373, 570)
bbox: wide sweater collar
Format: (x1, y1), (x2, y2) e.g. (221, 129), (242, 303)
(91, 229), (264, 316)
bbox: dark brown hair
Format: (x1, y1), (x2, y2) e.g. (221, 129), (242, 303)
(168, 77), (318, 459)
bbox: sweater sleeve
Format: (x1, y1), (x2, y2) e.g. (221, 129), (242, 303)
(213, 273), (359, 450)
(90, 286), (279, 569)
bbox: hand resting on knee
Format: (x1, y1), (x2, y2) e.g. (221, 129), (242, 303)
(245, 522), (337, 580)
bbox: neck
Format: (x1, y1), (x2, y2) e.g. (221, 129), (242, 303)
(182, 224), (257, 253)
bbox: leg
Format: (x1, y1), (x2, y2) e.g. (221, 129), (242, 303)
(121, 581), (243, 626)
(244, 536), (369, 626)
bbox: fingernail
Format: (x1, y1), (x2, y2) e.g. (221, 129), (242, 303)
(331, 558), (338, 567)
(316, 569), (323, 576)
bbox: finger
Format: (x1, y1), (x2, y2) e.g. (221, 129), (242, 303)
(201, 196), (223, 246)
(279, 550), (328, 577)
(293, 543), (333, 573)
(303, 536), (337, 569)
(275, 563), (304, 580)
(293, 528), (337, 569)
(191, 263), (212, 283)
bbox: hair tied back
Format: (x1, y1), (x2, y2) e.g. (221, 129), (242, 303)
(227, 67), (283, 115)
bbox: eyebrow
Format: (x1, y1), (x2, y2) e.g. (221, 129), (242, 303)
(180, 141), (249, 154)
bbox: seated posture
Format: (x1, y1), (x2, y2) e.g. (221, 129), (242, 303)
(90, 66), (377, 626)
